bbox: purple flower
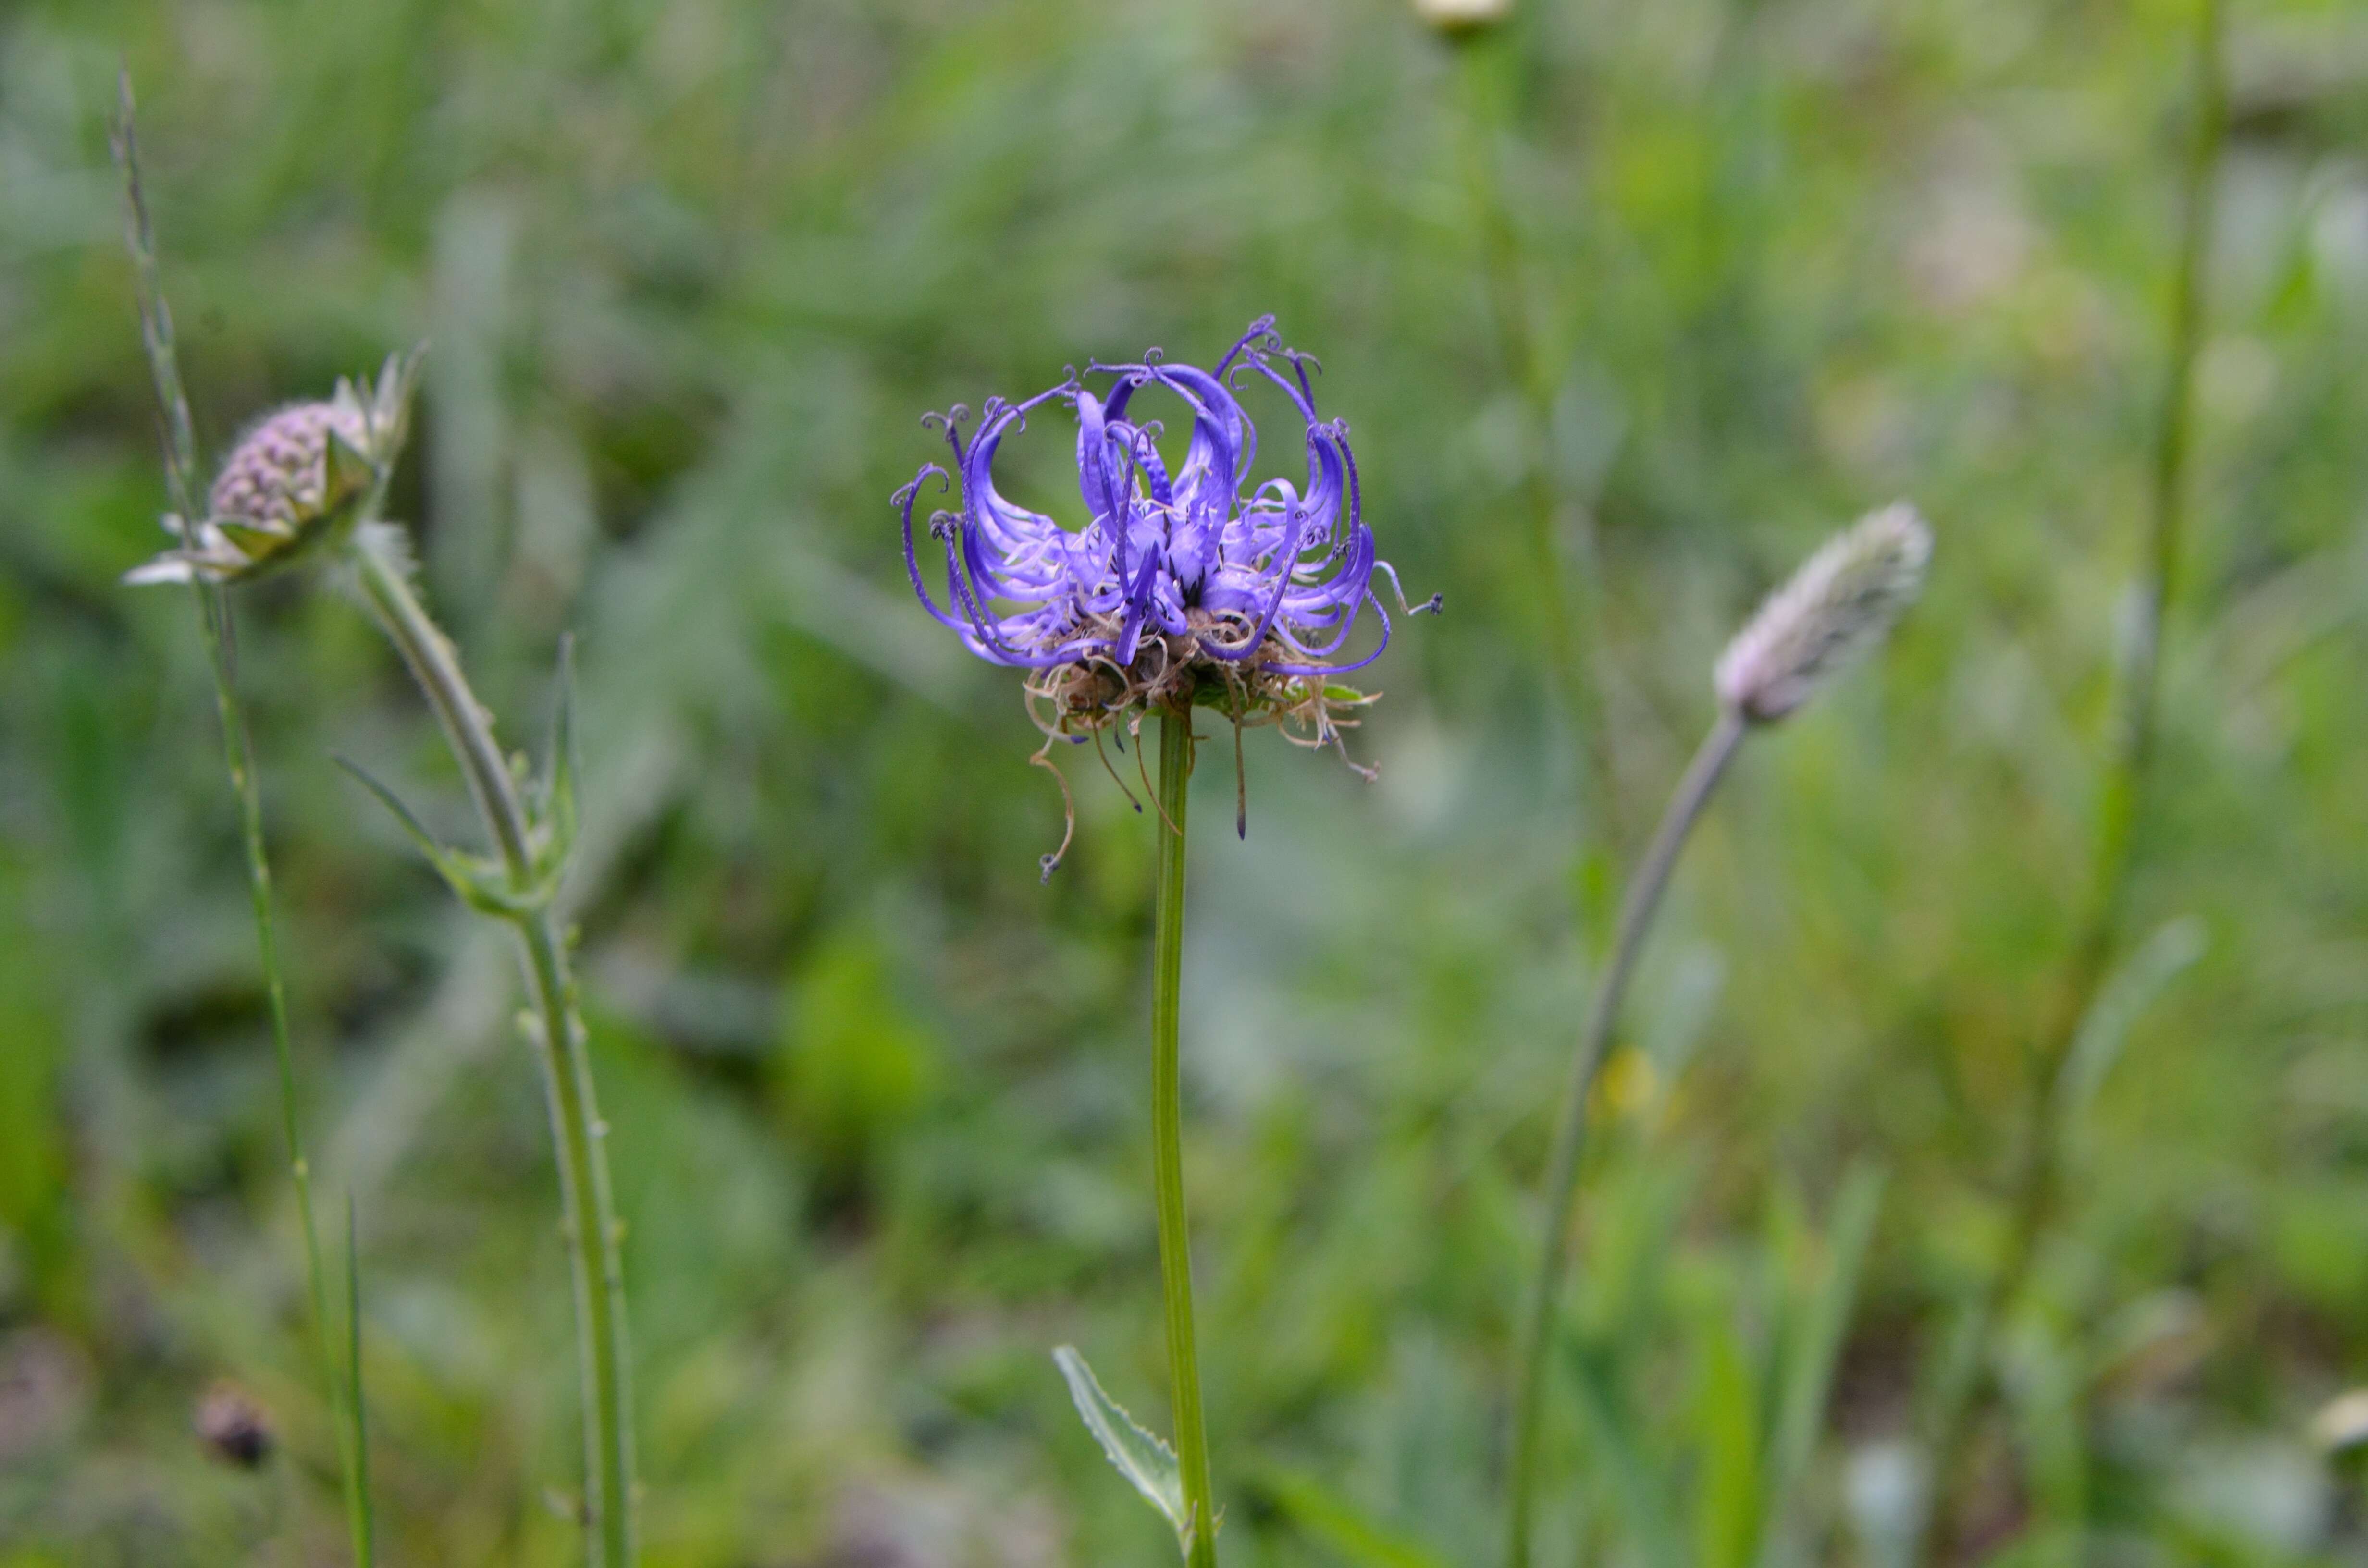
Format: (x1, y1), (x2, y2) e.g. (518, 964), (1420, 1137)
(897, 317), (1432, 748)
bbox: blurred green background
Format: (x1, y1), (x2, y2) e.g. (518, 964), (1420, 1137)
(6, 0), (2368, 1563)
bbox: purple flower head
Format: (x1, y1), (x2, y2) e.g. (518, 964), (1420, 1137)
(898, 317), (1434, 760)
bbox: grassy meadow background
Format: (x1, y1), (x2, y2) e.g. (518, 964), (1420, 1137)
(6, 0), (2368, 1561)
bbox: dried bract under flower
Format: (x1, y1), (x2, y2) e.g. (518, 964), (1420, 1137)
(1715, 502), (1932, 723)
(125, 349), (423, 587)
(898, 317), (1431, 766)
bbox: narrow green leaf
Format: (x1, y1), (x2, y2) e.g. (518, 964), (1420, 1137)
(2054, 916), (2207, 1130)
(335, 755), (536, 918)
(346, 1192), (375, 1565)
(536, 633), (581, 880)
(1258, 1468), (1451, 1568)
(1756, 1163), (1886, 1568)
(1998, 1312), (2085, 1541)
(1694, 1312), (1762, 1568)
(1564, 1339), (1687, 1568)
(1051, 1346), (1190, 1550)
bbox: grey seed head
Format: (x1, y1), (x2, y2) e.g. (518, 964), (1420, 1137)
(1715, 502), (1932, 723)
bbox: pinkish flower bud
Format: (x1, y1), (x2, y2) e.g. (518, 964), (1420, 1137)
(207, 400), (369, 534)
(125, 348), (421, 587)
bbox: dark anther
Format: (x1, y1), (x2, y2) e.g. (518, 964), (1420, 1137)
(929, 512), (958, 541)
(1039, 851), (1062, 884)
(1416, 593), (1444, 614)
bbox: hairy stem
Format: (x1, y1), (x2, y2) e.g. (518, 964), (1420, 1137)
(353, 536), (637, 1568)
(1504, 708), (1748, 1568)
(1152, 711), (1219, 1568)
(111, 80), (373, 1567)
(1919, 1), (2225, 1555)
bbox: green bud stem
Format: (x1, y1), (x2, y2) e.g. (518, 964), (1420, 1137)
(353, 533), (637, 1568)
(1152, 710), (1220, 1568)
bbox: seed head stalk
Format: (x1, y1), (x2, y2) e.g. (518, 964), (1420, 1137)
(1150, 711), (1220, 1568)
(111, 80), (374, 1568)
(1503, 499), (1928, 1568)
(350, 530), (637, 1568)
(1502, 709), (1747, 1568)
(1917, 2), (2223, 1555)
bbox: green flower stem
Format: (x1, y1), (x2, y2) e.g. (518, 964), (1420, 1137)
(352, 535), (637, 1568)
(1152, 710), (1219, 1568)
(1916, 2), (2224, 1556)
(1504, 707), (1747, 1568)
(111, 83), (373, 1568)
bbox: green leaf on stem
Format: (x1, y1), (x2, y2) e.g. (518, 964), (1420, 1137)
(1051, 1345), (1192, 1551)
(335, 755), (543, 918)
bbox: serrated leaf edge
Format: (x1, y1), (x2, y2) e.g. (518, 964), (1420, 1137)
(1051, 1345), (1190, 1551)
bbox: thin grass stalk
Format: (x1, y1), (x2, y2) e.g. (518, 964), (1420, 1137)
(1446, 35), (1621, 880)
(349, 532), (636, 1567)
(110, 79), (374, 1568)
(1917, 1), (2226, 1554)
(1504, 708), (1749, 1568)
(1151, 711), (1219, 1568)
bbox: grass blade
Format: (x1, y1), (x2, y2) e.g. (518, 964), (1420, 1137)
(1259, 1469), (1452, 1568)
(1757, 1164), (1886, 1568)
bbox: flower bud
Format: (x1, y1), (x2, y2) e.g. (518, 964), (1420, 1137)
(1414, 0), (1512, 34)
(208, 400), (369, 534)
(194, 1380), (274, 1469)
(1714, 502), (1931, 723)
(125, 348), (422, 587)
